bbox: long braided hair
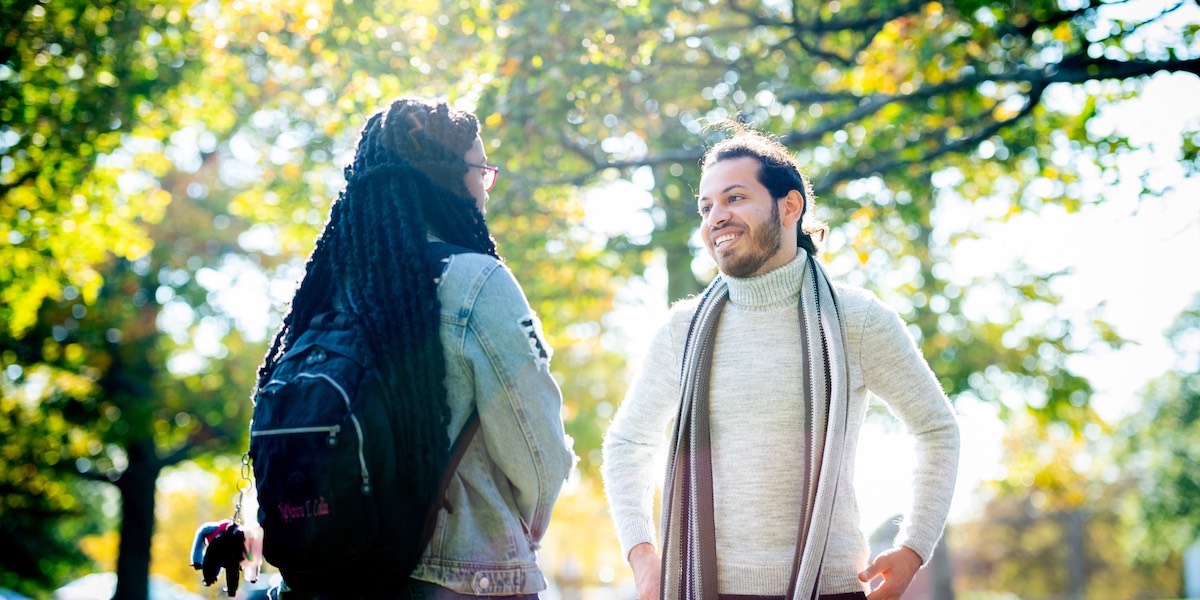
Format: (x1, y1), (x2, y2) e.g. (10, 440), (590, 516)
(257, 97), (498, 504)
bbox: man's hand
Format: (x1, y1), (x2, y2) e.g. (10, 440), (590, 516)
(858, 546), (923, 600)
(628, 542), (662, 600)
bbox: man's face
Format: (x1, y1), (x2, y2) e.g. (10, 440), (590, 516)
(697, 156), (789, 278)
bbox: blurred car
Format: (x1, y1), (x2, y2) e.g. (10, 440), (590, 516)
(51, 573), (204, 600)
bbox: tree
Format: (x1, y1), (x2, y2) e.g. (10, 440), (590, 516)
(477, 0), (1198, 427)
(0, 383), (108, 596)
(3, 0), (636, 593)
(1, 182), (272, 599)
(6, 0), (1198, 595)
(952, 412), (1181, 600)
(1115, 294), (1200, 575)
(2, 7), (321, 595)
(0, 0), (227, 595)
(0, 0), (200, 339)
(952, 293), (1200, 599)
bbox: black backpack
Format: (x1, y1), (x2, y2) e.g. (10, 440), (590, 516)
(249, 242), (479, 596)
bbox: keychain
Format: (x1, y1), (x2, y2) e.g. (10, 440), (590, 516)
(190, 454), (262, 597)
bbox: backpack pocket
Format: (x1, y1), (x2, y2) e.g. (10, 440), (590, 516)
(250, 360), (382, 572)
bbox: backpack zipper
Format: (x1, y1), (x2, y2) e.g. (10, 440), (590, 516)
(296, 372), (373, 495)
(251, 425), (342, 448)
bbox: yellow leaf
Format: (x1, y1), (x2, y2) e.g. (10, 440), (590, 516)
(80, 531), (119, 572)
(500, 57), (520, 77)
(1053, 22), (1072, 42)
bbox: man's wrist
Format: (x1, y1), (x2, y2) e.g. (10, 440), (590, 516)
(898, 545), (924, 567)
(628, 541), (657, 564)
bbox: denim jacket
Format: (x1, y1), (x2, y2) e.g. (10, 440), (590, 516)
(410, 251), (575, 595)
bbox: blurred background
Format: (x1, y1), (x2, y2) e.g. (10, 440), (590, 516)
(1, 0), (1198, 598)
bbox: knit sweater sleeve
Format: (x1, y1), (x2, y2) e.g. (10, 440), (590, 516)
(601, 304), (689, 560)
(857, 295), (960, 564)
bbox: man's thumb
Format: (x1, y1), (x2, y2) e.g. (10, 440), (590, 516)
(858, 561), (882, 582)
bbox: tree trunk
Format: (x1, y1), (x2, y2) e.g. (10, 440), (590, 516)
(665, 239), (700, 302)
(1066, 510), (1086, 600)
(113, 438), (160, 600)
(656, 164), (703, 302)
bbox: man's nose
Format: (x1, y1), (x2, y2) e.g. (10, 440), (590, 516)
(708, 203), (730, 227)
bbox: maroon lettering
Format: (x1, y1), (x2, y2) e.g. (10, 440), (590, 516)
(277, 498), (331, 523)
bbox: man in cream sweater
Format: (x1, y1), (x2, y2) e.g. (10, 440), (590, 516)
(601, 125), (960, 600)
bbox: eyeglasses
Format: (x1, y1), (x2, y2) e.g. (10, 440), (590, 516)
(465, 162), (500, 192)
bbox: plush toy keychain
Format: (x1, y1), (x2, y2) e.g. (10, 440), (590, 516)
(190, 456), (263, 596)
(190, 520), (246, 596)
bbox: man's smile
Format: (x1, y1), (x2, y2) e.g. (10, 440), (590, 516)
(713, 231), (741, 249)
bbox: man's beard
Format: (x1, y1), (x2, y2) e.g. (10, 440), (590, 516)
(714, 201), (784, 278)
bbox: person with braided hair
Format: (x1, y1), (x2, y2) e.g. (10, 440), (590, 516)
(258, 97), (574, 598)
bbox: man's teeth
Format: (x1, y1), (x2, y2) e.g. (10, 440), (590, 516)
(714, 233), (738, 246)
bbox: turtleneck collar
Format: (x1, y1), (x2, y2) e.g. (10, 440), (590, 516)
(723, 248), (808, 308)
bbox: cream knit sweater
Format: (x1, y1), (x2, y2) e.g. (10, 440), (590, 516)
(601, 253), (960, 596)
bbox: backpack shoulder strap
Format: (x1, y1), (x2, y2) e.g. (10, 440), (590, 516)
(420, 410), (480, 549)
(426, 240), (478, 271)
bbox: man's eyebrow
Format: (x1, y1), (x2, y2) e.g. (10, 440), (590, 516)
(698, 183), (750, 203)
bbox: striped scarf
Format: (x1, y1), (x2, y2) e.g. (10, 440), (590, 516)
(660, 252), (851, 600)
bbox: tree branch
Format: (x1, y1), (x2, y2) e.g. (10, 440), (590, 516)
(1119, 0), (1188, 38)
(524, 46), (1196, 191)
(159, 417), (247, 469)
(726, 0), (770, 27)
(159, 443), (199, 469)
(1048, 54), (1200, 83)
(1000, 0), (1139, 38)
(793, 33), (856, 67)
(782, 93), (903, 146)
(848, 23), (889, 60)
(788, 0), (931, 34)
(777, 89), (865, 104)
(76, 468), (117, 483)
(780, 71), (1014, 147)
(817, 86), (1045, 194)
(781, 52), (1198, 149)
(530, 132), (704, 187)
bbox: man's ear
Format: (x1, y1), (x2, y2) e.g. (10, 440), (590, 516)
(780, 189), (805, 227)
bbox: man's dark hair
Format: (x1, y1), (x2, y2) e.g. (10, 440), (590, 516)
(701, 123), (828, 256)
(256, 97), (497, 501)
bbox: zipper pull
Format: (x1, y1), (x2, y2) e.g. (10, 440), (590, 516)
(327, 425), (340, 448)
